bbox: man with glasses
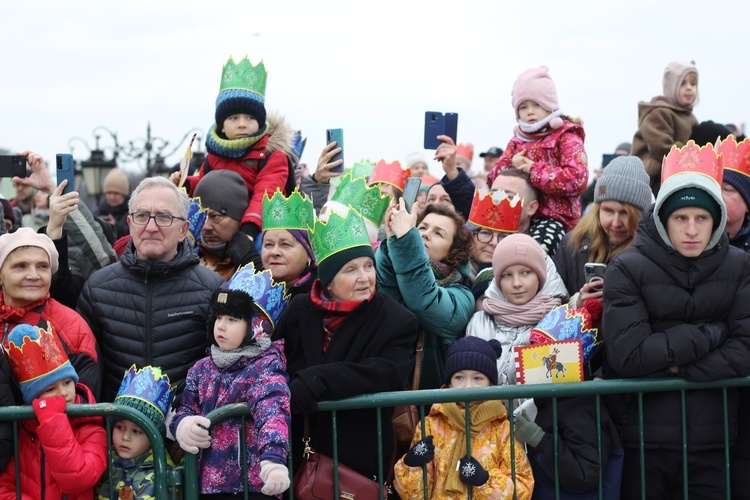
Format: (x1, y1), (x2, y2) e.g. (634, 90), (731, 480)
(77, 176), (225, 402)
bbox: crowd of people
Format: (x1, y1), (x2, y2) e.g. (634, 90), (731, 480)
(0, 54), (748, 500)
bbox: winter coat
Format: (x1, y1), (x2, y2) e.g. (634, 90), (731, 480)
(64, 201), (118, 282)
(273, 291), (418, 480)
(0, 357), (13, 473)
(95, 198), (130, 240)
(0, 384), (107, 500)
(171, 342), (290, 494)
(631, 96), (698, 193)
(602, 206), (750, 450)
(525, 397), (623, 500)
(197, 231), (263, 281)
(97, 449), (177, 500)
(77, 239), (225, 402)
(376, 228), (474, 389)
(440, 168), (475, 220)
(393, 402), (534, 500)
(552, 232), (590, 304)
(0, 294), (100, 400)
(529, 217), (567, 257)
(488, 120), (588, 231)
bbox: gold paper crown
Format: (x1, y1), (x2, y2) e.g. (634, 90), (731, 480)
(262, 189), (315, 231)
(661, 140), (723, 186)
(467, 189), (523, 233)
(718, 135), (750, 178)
(219, 56), (268, 98)
(368, 160), (408, 191)
(330, 173), (391, 226)
(310, 208), (371, 265)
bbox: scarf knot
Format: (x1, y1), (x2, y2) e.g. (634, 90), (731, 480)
(429, 260), (463, 287)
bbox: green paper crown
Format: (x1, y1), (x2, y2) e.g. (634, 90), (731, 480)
(330, 159), (375, 187)
(220, 56), (268, 98)
(331, 172), (390, 226)
(311, 208), (371, 264)
(262, 189), (315, 231)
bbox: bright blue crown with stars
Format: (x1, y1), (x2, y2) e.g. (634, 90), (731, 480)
(291, 130), (307, 160)
(187, 197), (208, 245)
(115, 365), (174, 435)
(226, 262), (290, 327)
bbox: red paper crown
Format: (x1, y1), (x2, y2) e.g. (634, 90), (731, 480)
(661, 140), (723, 186)
(718, 135), (750, 178)
(419, 174), (440, 187)
(5, 324), (69, 384)
(467, 190), (523, 232)
(368, 160), (408, 191)
(456, 143), (474, 162)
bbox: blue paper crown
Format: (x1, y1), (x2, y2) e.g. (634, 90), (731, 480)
(291, 130), (307, 160)
(531, 304), (602, 364)
(226, 262), (290, 327)
(188, 197), (208, 245)
(115, 365), (174, 435)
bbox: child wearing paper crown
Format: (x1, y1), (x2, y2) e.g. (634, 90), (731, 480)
(171, 264), (291, 499)
(172, 56), (295, 240)
(394, 336), (534, 499)
(97, 365), (176, 500)
(0, 322), (108, 499)
(488, 66), (588, 231)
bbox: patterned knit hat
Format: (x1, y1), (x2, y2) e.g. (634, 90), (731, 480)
(594, 156), (652, 210)
(214, 56), (268, 130)
(512, 66), (560, 117)
(443, 336), (503, 386)
(115, 365), (174, 437)
(491, 233), (547, 289)
(5, 323), (79, 404)
(194, 170), (249, 221)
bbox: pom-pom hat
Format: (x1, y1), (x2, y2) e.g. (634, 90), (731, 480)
(512, 66), (560, 117)
(443, 336), (503, 386)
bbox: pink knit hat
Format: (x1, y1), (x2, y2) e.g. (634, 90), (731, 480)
(511, 66), (560, 117)
(0, 227), (59, 274)
(492, 233), (546, 288)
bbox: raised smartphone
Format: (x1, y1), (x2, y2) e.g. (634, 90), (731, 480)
(56, 154), (76, 195)
(0, 155), (27, 178)
(402, 177), (422, 213)
(424, 111), (458, 149)
(584, 262), (607, 292)
(326, 128), (344, 173)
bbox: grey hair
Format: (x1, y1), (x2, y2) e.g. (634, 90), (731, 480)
(128, 176), (190, 219)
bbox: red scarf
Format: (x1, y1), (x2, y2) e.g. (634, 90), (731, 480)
(0, 293), (48, 323)
(310, 280), (374, 352)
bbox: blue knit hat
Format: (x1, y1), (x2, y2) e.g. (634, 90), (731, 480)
(443, 337), (503, 386)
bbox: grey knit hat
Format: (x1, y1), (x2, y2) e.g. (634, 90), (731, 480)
(193, 170), (248, 221)
(594, 156), (652, 210)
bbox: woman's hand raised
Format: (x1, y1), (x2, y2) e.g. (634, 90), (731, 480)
(388, 198), (417, 239)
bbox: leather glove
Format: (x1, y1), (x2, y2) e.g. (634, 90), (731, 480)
(289, 378), (318, 414)
(514, 410), (545, 447)
(403, 435), (434, 467)
(700, 321), (729, 350)
(458, 456), (489, 487)
(32, 396), (68, 425)
(259, 460), (290, 496)
(175, 415), (211, 454)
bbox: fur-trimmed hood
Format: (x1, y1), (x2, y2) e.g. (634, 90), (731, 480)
(265, 111), (294, 158)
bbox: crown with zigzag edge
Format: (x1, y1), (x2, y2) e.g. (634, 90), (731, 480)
(226, 262), (290, 327)
(5, 322), (69, 385)
(219, 56), (267, 98)
(330, 172), (391, 226)
(467, 189), (523, 233)
(718, 135), (750, 178)
(529, 301), (602, 365)
(368, 159), (408, 191)
(330, 159), (375, 188)
(262, 189), (315, 232)
(456, 143), (474, 162)
(115, 365), (174, 432)
(310, 208), (371, 265)
(188, 197), (208, 245)
(661, 140), (723, 186)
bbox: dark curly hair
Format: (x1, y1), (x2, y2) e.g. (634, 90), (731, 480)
(417, 204), (472, 270)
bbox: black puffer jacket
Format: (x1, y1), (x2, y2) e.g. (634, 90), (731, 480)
(602, 206), (750, 450)
(77, 240), (225, 401)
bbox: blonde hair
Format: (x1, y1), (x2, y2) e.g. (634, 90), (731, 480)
(567, 203), (641, 263)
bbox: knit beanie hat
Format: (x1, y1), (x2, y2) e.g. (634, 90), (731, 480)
(690, 121), (731, 148)
(594, 156), (652, 210)
(194, 170), (249, 221)
(6, 323), (79, 404)
(0, 227), (59, 274)
(103, 168), (130, 197)
(723, 170), (750, 209)
(443, 336), (503, 386)
(663, 60), (698, 108)
(214, 58), (267, 129)
(317, 245), (375, 288)
(512, 66), (560, 118)
(115, 365), (174, 437)
(658, 187), (722, 229)
(615, 143), (632, 154)
(492, 233), (547, 289)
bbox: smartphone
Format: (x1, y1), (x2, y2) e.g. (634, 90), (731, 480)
(0, 155), (27, 178)
(326, 128), (344, 173)
(602, 153), (623, 168)
(56, 154), (76, 195)
(584, 263), (607, 292)
(402, 177), (422, 213)
(423, 111), (458, 149)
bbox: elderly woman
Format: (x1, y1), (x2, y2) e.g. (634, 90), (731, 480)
(376, 201), (474, 389)
(0, 227), (99, 399)
(553, 156), (653, 308)
(273, 208), (418, 481)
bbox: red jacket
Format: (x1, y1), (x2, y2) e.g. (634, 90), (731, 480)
(0, 384), (108, 500)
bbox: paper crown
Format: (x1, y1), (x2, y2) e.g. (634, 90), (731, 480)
(115, 365), (174, 435)
(467, 189), (523, 233)
(368, 160), (408, 191)
(225, 262), (290, 326)
(456, 143), (475, 163)
(661, 140), (723, 186)
(310, 207), (371, 265)
(219, 56), (267, 99)
(419, 174), (440, 188)
(718, 135), (750, 177)
(330, 172), (390, 226)
(262, 189), (315, 232)
(187, 197), (208, 245)
(291, 130), (307, 160)
(530, 299), (603, 364)
(330, 159), (375, 188)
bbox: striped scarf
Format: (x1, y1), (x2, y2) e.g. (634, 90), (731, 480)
(310, 280), (374, 353)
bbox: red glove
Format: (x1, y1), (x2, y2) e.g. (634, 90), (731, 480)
(32, 396), (68, 424)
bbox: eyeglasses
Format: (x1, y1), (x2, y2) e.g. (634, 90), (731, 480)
(129, 212), (186, 227)
(474, 229), (507, 244)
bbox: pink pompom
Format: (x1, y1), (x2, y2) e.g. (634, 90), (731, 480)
(549, 116), (564, 129)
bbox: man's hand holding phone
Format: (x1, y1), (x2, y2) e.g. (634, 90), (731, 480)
(13, 151), (55, 194)
(434, 135), (458, 181)
(313, 142), (344, 184)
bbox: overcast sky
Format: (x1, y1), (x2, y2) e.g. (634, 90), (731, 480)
(2, 1), (748, 186)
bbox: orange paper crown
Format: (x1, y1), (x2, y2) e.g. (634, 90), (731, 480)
(5, 323), (69, 385)
(467, 189), (523, 233)
(368, 160), (408, 191)
(661, 140), (723, 186)
(718, 135), (750, 177)
(456, 143), (474, 163)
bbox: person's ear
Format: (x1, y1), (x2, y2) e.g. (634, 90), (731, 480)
(527, 199), (539, 218)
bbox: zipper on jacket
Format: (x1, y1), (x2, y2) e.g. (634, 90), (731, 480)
(145, 280), (154, 365)
(40, 446), (45, 499)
